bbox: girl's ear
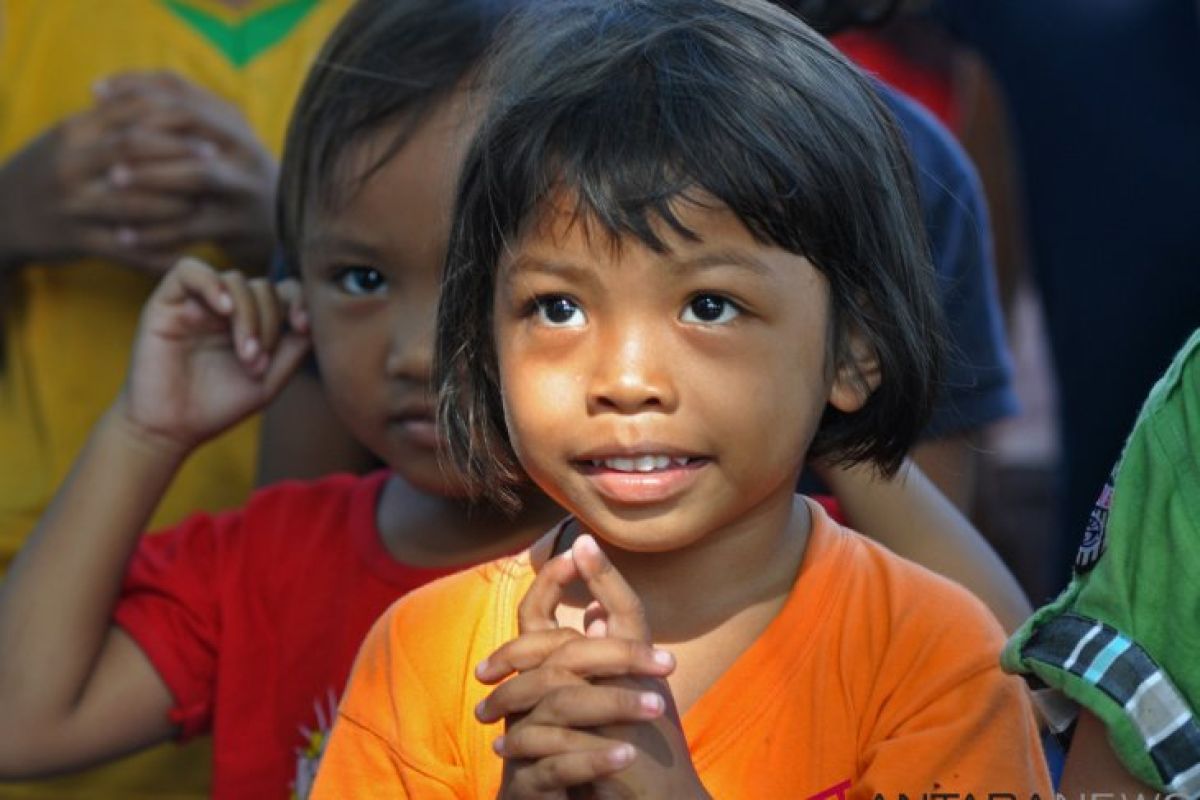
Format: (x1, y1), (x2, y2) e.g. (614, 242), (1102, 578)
(827, 328), (881, 413)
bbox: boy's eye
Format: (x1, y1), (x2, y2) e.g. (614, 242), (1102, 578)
(681, 294), (740, 324)
(534, 295), (586, 328)
(334, 266), (387, 296)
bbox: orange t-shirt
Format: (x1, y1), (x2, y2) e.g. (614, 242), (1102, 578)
(313, 501), (1051, 798)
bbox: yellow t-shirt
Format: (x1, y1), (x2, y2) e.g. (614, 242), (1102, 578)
(0, 1), (348, 797)
(313, 502), (1053, 798)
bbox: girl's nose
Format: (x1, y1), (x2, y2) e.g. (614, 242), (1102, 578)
(585, 328), (677, 415)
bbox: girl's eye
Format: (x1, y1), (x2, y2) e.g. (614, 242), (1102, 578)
(681, 294), (740, 324)
(534, 295), (586, 328)
(334, 266), (387, 296)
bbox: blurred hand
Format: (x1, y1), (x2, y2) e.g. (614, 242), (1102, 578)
(0, 98), (202, 273)
(0, 71), (278, 275)
(92, 71), (280, 271)
(117, 257), (309, 457)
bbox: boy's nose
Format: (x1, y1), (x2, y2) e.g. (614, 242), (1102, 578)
(586, 330), (676, 415)
(385, 317), (435, 382)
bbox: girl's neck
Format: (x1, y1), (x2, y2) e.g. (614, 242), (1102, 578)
(566, 490), (811, 643)
(375, 474), (566, 569)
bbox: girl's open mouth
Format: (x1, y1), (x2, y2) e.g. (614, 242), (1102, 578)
(574, 455), (710, 504)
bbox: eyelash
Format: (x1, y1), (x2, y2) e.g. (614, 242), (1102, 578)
(525, 294), (585, 327)
(520, 292), (744, 328)
(332, 265), (387, 296)
(681, 293), (742, 324)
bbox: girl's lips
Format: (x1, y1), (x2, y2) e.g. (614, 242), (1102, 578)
(576, 458), (709, 505)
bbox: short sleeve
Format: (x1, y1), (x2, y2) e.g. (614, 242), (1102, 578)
(856, 576), (1051, 796)
(880, 85), (1018, 439)
(311, 601), (466, 799)
(112, 511), (231, 739)
(1003, 329), (1200, 792)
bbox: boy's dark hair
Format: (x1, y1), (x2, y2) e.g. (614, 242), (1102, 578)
(276, 0), (522, 274)
(436, 0), (944, 509)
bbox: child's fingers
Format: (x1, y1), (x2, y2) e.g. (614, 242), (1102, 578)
(248, 279), (282, 355)
(583, 600), (608, 638)
(517, 550), (581, 635)
(66, 180), (194, 225)
(495, 724), (628, 765)
(506, 745), (636, 796)
(543, 637), (674, 679)
(479, 670), (666, 726)
(258, 332), (311, 398)
(476, 628), (582, 684)
(571, 535), (651, 642)
(218, 271), (262, 366)
(478, 632), (673, 687)
(155, 257), (232, 316)
(273, 278), (310, 335)
(117, 159), (227, 196)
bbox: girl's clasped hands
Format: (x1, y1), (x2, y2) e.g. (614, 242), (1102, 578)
(476, 533), (710, 799)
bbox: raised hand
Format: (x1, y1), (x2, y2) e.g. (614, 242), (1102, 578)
(477, 534), (710, 800)
(117, 257), (309, 457)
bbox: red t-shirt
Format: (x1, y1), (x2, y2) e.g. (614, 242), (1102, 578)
(113, 471), (460, 800)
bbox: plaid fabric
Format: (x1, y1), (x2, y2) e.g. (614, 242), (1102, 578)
(1024, 613), (1200, 795)
(1004, 329), (1200, 792)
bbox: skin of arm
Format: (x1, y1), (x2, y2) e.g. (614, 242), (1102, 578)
(1059, 710), (1158, 794)
(816, 457), (1032, 634)
(0, 407), (187, 775)
(0, 258), (308, 777)
(910, 432), (978, 514)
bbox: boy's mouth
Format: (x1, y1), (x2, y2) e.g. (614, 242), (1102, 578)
(389, 406), (441, 450)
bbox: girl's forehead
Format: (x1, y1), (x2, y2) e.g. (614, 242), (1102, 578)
(514, 188), (750, 260)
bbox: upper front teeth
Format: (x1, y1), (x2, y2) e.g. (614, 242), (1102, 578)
(591, 456), (690, 472)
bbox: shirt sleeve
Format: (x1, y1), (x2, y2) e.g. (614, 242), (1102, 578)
(312, 600), (467, 799)
(112, 511), (231, 739)
(855, 576), (1052, 796)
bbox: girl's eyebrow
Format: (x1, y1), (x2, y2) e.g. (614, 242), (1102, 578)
(663, 249), (773, 276)
(503, 255), (601, 288)
(506, 249), (772, 278)
(302, 233), (386, 262)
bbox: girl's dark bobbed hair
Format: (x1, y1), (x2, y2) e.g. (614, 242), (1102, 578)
(436, 0), (944, 509)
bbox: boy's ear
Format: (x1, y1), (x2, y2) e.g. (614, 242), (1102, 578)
(827, 328), (881, 413)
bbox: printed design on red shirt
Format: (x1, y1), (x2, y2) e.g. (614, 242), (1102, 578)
(291, 688), (339, 800)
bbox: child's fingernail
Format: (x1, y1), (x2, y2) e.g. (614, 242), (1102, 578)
(474, 658), (490, 678)
(640, 692), (664, 715)
(608, 744), (635, 767)
(474, 699), (488, 719)
(576, 534), (599, 556)
(491, 735), (505, 755)
(92, 79), (110, 98)
(652, 648), (674, 668)
(108, 163), (133, 187)
(217, 293), (233, 313)
(242, 338), (259, 360)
